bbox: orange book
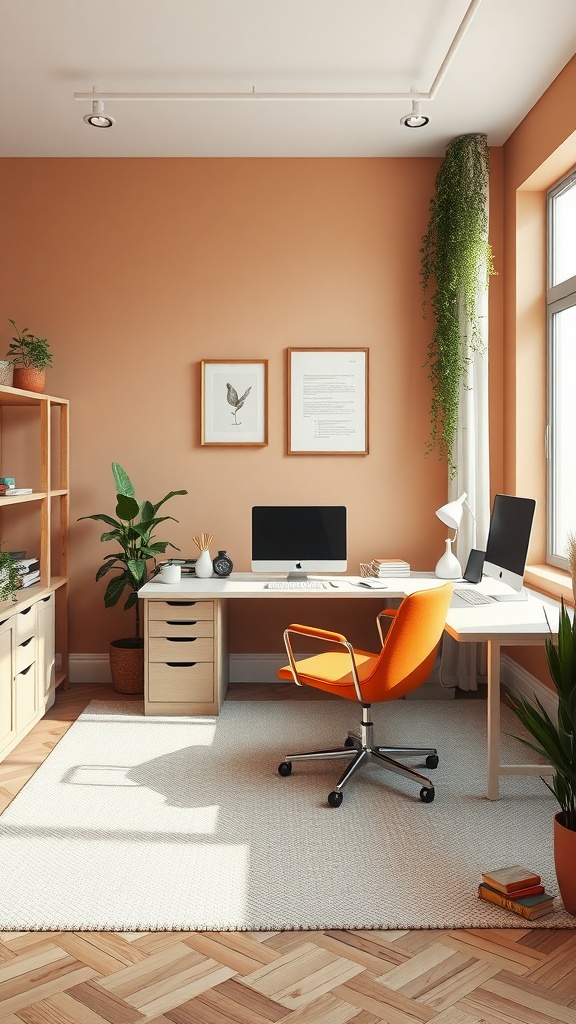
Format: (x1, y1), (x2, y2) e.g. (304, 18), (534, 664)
(478, 885), (554, 920)
(481, 865), (541, 894)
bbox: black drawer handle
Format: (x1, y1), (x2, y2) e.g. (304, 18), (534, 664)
(166, 620), (196, 626)
(20, 637), (34, 649)
(0, 618), (7, 627)
(19, 664), (33, 677)
(166, 601), (198, 607)
(20, 607), (33, 617)
(166, 637), (197, 644)
(166, 662), (197, 668)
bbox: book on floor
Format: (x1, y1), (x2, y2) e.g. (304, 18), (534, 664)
(481, 864), (541, 893)
(478, 883), (555, 920)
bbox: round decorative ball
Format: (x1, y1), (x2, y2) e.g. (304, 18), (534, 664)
(212, 550), (233, 577)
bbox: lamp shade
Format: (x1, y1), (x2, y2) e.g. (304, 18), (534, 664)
(435, 492), (467, 531)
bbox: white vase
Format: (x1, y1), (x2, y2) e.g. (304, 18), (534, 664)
(195, 549), (213, 578)
(435, 538), (462, 580)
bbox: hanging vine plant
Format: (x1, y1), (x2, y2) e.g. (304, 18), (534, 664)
(420, 133), (495, 476)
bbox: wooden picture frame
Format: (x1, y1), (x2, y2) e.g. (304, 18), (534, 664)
(201, 360), (268, 446)
(287, 347), (369, 455)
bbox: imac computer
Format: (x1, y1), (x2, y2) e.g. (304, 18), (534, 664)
(483, 494), (536, 596)
(251, 506), (347, 578)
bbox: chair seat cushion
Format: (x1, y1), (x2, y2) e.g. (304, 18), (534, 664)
(278, 648), (379, 699)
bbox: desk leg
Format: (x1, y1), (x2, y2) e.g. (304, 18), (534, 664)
(486, 639), (501, 801)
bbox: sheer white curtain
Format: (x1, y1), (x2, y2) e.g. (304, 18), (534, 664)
(440, 137), (491, 692)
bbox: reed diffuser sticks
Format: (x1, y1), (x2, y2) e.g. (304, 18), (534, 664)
(193, 533), (214, 552)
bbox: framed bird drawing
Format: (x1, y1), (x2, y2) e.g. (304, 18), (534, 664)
(201, 360), (268, 446)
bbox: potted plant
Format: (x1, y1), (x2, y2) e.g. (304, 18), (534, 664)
(509, 600), (576, 915)
(6, 319), (53, 393)
(79, 463), (188, 693)
(0, 551), (21, 603)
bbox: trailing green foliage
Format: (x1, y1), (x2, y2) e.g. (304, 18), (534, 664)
(420, 134), (495, 476)
(6, 319), (53, 370)
(509, 601), (576, 831)
(79, 463), (188, 638)
(0, 551), (21, 603)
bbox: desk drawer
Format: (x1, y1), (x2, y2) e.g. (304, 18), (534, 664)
(148, 636), (213, 662)
(148, 662), (214, 703)
(148, 619), (213, 639)
(16, 635), (36, 674)
(149, 601), (213, 622)
(15, 605), (37, 644)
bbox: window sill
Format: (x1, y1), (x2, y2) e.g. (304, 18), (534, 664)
(525, 564), (575, 607)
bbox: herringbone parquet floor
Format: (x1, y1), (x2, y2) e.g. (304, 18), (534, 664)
(0, 682), (575, 1024)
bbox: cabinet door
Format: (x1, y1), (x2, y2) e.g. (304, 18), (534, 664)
(37, 593), (55, 708)
(0, 617), (15, 751)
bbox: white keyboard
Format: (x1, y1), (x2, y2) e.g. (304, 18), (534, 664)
(265, 580), (330, 590)
(452, 588), (494, 606)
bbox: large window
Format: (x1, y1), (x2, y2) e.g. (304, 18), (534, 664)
(547, 169), (576, 568)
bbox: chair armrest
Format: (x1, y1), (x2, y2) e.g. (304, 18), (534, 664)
(283, 624), (363, 700)
(285, 623), (348, 644)
(376, 609), (397, 648)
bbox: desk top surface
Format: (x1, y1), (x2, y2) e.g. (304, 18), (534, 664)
(138, 572), (558, 641)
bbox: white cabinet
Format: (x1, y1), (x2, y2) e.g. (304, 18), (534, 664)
(0, 592), (55, 760)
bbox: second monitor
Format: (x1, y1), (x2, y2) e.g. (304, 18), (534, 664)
(251, 505), (347, 578)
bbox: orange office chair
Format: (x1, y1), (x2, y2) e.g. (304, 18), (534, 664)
(277, 583), (453, 806)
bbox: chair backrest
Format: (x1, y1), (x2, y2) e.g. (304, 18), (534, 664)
(361, 583), (453, 702)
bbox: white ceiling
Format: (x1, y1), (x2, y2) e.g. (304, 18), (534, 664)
(1, 0), (575, 158)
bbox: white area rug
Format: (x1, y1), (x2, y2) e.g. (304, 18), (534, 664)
(0, 699), (573, 931)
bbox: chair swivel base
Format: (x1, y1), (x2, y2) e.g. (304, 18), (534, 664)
(278, 704), (438, 807)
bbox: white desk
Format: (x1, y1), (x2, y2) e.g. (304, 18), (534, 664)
(139, 573), (557, 800)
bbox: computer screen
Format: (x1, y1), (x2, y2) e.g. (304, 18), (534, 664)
(251, 506), (347, 578)
(483, 494), (536, 591)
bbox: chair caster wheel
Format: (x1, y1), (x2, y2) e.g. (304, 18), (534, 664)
(426, 754), (439, 769)
(420, 786), (435, 803)
(344, 736), (355, 748)
(278, 761), (292, 777)
(328, 791), (343, 807)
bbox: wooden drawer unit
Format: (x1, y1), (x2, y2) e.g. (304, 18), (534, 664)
(144, 597), (228, 716)
(16, 635), (36, 674)
(15, 605), (37, 644)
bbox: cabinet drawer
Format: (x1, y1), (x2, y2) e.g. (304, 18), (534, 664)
(148, 600), (213, 622)
(15, 605), (37, 644)
(149, 636), (213, 662)
(16, 635), (36, 674)
(148, 662), (214, 703)
(148, 619), (213, 639)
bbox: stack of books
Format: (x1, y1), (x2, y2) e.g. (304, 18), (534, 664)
(4, 487), (33, 496)
(12, 556), (40, 589)
(371, 558), (411, 578)
(478, 865), (555, 920)
(158, 558), (196, 575)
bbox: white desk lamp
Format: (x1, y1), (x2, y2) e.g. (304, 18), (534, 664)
(434, 493), (467, 579)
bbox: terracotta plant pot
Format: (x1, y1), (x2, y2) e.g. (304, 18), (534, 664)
(13, 366), (46, 393)
(109, 637), (144, 694)
(554, 811), (576, 915)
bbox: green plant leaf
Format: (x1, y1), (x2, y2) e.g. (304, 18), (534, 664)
(112, 463), (135, 498)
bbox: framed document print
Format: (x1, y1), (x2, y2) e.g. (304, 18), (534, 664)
(288, 348), (369, 454)
(201, 360), (268, 446)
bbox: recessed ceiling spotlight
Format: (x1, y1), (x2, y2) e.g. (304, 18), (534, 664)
(83, 91), (115, 128)
(400, 99), (429, 129)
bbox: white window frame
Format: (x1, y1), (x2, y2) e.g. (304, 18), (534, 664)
(547, 168), (576, 569)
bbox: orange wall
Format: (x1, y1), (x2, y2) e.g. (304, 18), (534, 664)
(0, 156), (475, 655)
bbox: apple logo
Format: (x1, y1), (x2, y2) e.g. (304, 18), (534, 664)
(296, 561), (302, 569)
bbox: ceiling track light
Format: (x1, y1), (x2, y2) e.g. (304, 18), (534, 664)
(83, 88), (115, 128)
(76, 0), (481, 129)
(400, 99), (430, 129)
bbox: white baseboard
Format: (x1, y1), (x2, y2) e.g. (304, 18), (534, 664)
(501, 653), (558, 721)
(70, 654), (112, 684)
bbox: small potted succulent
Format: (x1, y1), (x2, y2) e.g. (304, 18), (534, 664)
(6, 319), (53, 393)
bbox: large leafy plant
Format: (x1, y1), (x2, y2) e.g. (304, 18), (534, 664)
(420, 133), (495, 476)
(0, 551), (21, 603)
(509, 601), (576, 831)
(79, 463), (187, 638)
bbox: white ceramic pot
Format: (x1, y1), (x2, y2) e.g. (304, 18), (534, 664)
(195, 549), (213, 578)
